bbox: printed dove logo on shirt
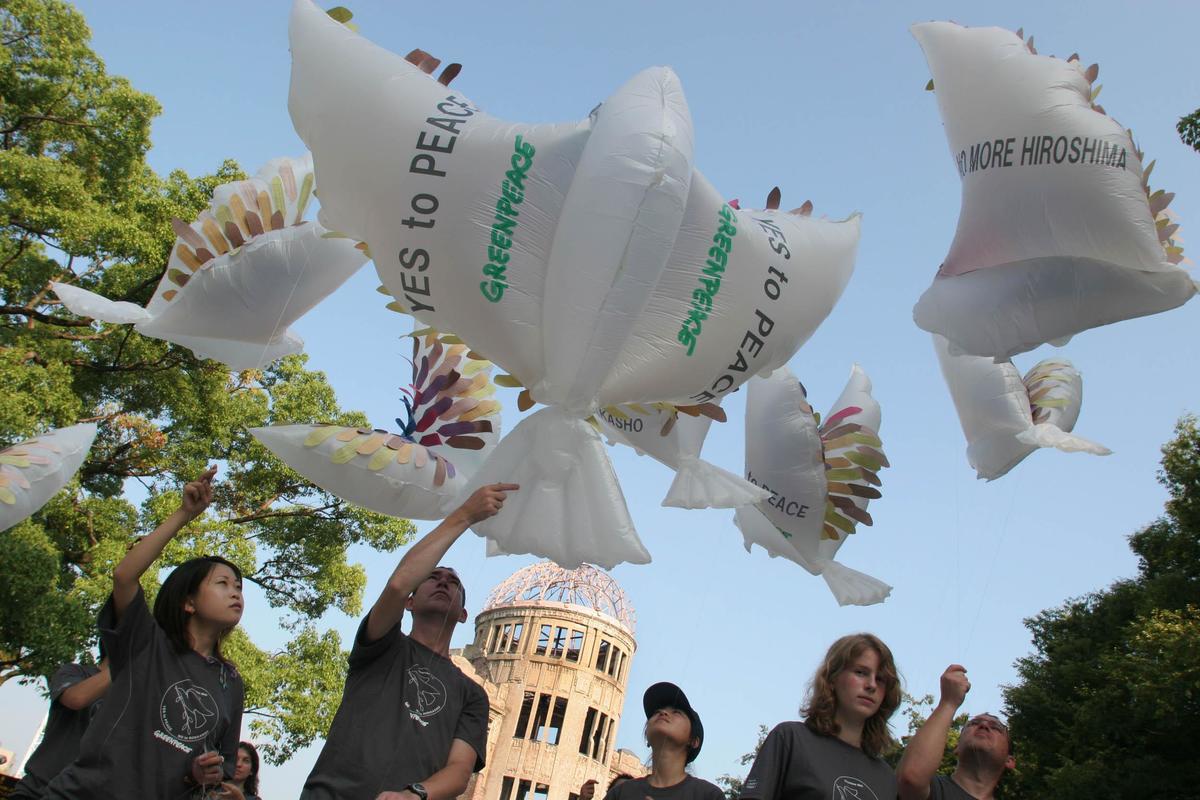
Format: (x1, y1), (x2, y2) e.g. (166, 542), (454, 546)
(834, 775), (880, 800)
(158, 679), (220, 744)
(404, 666), (447, 726)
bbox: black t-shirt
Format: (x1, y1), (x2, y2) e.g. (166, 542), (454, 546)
(10, 663), (102, 799)
(930, 774), (977, 799)
(301, 615), (489, 799)
(44, 588), (244, 799)
(740, 721), (897, 800)
(606, 775), (725, 800)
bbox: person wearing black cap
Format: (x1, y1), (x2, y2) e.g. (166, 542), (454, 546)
(604, 682), (724, 800)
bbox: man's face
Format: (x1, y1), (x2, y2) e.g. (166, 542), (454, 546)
(409, 567), (466, 621)
(957, 714), (1013, 766)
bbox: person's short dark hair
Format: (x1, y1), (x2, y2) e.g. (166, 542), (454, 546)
(153, 556), (242, 666)
(643, 682), (704, 763)
(239, 741), (260, 796)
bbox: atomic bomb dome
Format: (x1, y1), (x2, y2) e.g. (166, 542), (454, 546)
(482, 561), (637, 635)
(457, 563), (646, 800)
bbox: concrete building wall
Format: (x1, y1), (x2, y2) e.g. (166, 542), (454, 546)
(458, 597), (644, 800)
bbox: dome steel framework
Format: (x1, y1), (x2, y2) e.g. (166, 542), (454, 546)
(481, 561), (636, 633)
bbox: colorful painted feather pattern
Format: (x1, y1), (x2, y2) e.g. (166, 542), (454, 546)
(1022, 359), (1076, 424)
(0, 437), (62, 504)
(154, 155), (321, 306)
(298, 330), (498, 488)
(818, 407), (887, 542)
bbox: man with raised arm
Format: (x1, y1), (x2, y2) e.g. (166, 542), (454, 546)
(301, 483), (517, 800)
(896, 665), (1015, 800)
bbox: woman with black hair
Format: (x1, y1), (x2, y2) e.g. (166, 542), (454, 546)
(232, 741), (262, 800)
(605, 682), (723, 800)
(45, 466), (247, 799)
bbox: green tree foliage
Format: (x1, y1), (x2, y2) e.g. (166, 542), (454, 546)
(1002, 415), (1200, 798)
(0, 0), (415, 763)
(1179, 108), (1200, 154)
(715, 723), (770, 800)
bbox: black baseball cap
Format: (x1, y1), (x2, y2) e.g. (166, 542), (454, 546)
(643, 682), (704, 763)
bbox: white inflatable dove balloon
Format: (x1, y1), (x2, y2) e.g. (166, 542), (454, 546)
(911, 22), (1196, 360)
(735, 367), (891, 606)
(288, 0), (860, 568)
(1, 424), (97, 532)
(932, 334), (1109, 480)
(52, 154), (368, 370)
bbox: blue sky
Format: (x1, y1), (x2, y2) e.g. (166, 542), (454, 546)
(2, 1), (1199, 796)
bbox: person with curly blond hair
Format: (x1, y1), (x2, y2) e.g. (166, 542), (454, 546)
(740, 633), (900, 800)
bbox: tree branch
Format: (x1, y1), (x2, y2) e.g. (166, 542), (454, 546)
(0, 114), (99, 136)
(228, 503), (337, 526)
(0, 304), (93, 327)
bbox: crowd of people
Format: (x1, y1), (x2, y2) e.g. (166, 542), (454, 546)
(11, 470), (1014, 799)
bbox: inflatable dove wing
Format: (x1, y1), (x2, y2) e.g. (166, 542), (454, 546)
(0, 424), (97, 532)
(596, 402), (768, 509)
(52, 154), (368, 370)
(911, 22), (1196, 360)
(735, 367), (891, 606)
(933, 334), (1109, 480)
(598, 176), (860, 407)
(251, 329), (500, 519)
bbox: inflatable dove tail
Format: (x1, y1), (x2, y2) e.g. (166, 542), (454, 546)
(1015, 424), (1111, 455)
(662, 456), (770, 510)
(463, 407), (651, 570)
(818, 559), (892, 607)
(51, 282), (153, 325)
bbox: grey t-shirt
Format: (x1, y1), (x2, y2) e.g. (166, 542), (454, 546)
(740, 721), (897, 800)
(44, 588), (244, 799)
(10, 663), (102, 799)
(606, 775), (725, 800)
(930, 774), (977, 799)
(301, 615), (489, 799)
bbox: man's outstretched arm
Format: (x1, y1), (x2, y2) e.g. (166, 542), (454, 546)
(364, 483), (517, 643)
(897, 664), (970, 800)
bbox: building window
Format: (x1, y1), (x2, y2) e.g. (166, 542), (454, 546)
(551, 626), (567, 658)
(569, 794), (580, 800)
(566, 629), (584, 662)
(515, 778), (532, 800)
(590, 712), (608, 760)
(595, 639), (610, 672)
(513, 691), (535, 739)
(508, 622), (524, 653)
(533, 784), (550, 800)
(491, 623), (514, 654)
(607, 646), (622, 677)
(501, 777), (515, 800)
(599, 714), (613, 762)
(531, 693), (551, 741)
(547, 697), (568, 745)
(535, 624), (552, 656)
(579, 708), (596, 755)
